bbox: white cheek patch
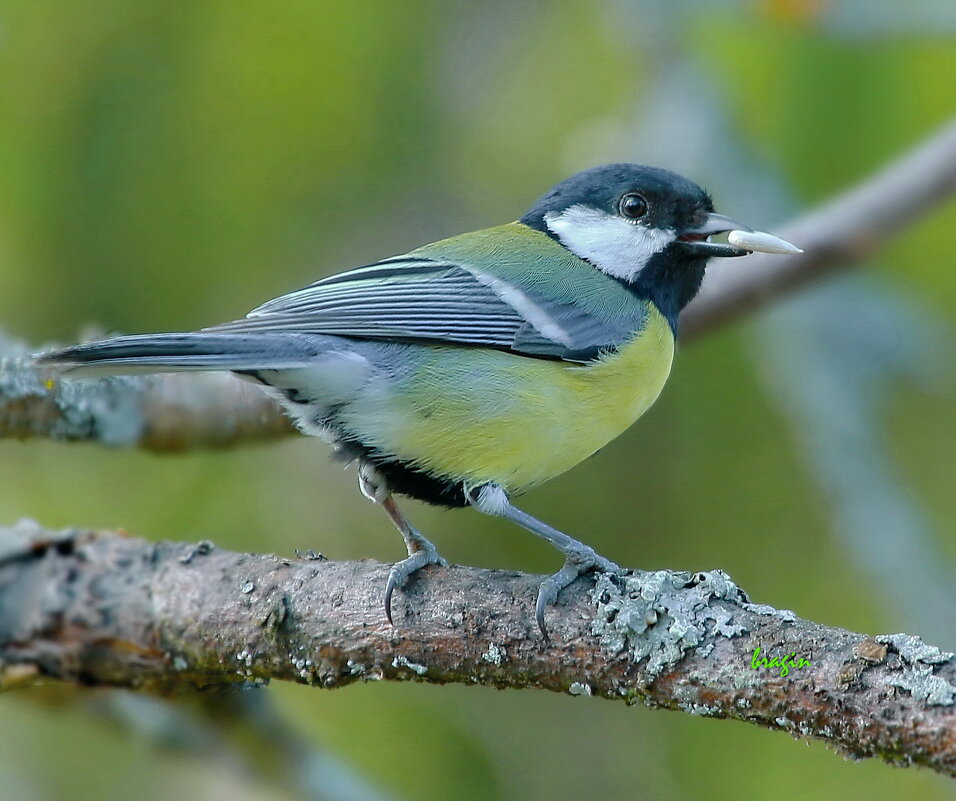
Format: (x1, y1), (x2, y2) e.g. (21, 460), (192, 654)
(544, 205), (676, 281)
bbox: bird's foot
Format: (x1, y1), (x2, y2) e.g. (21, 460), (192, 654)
(536, 545), (624, 640)
(384, 537), (448, 625)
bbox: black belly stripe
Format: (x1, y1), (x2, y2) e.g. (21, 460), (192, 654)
(367, 457), (467, 507)
(332, 434), (468, 508)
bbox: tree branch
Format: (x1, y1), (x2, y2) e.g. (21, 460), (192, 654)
(681, 116), (956, 337)
(2, 522), (953, 776)
(0, 335), (293, 451)
(2, 118), (955, 451)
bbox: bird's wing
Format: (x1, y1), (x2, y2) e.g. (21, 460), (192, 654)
(206, 233), (648, 363)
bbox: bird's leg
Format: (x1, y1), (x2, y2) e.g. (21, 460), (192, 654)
(358, 464), (447, 624)
(468, 483), (624, 638)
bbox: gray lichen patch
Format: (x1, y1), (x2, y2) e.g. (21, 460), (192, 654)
(877, 633), (956, 706)
(590, 569), (748, 678)
(743, 602), (798, 623)
(0, 357), (146, 446)
(481, 643), (507, 666)
(878, 633), (954, 666)
(391, 655), (428, 676)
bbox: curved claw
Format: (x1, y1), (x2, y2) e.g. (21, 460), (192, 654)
(383, 547), (447, 626)
(535, 552), (624, 639)
(384, 570), (399, 626)
(535, 583), (556, 641)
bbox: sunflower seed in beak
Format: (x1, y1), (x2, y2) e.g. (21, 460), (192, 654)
(727, 230), (803, 255)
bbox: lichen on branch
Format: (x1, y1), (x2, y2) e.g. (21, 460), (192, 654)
(1, 521), (954, 777)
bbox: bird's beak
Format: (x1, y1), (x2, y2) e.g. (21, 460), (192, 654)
(675, 213), (802, 258)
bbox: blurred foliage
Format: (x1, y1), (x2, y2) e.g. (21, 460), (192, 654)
(1, 1), (955, 799)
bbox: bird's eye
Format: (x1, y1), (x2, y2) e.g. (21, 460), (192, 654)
(619, 193), (648, 220)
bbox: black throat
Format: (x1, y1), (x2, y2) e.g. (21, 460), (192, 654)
(624, 249), (707, 335)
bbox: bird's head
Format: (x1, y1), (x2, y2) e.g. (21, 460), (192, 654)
(520, 163), (798, 326)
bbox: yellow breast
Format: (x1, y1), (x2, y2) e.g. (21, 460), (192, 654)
(351, 305), (675, 494)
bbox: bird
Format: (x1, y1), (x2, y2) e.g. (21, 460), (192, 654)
(38, 163), (800, 636)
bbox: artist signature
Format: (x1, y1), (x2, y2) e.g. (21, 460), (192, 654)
(751, 647), (811, 677)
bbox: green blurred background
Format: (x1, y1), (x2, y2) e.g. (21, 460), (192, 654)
(2, 0), (955, 798)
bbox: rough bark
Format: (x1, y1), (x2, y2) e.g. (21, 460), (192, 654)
(2, 521), (953, 776)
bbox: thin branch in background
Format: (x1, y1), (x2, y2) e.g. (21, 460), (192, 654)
(681, 116), (956, 338)
(1, 523), (954, 777)
(98, 689), (397, 801)
(10, 682), (398, 801)
(0, 333), (293, 452)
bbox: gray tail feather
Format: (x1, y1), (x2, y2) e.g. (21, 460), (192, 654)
(36, 332), (322, 377)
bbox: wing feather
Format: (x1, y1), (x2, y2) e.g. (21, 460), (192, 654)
(206, 254), (644, 362)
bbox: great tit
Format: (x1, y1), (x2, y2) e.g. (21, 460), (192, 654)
(39, 164), (800, 635)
